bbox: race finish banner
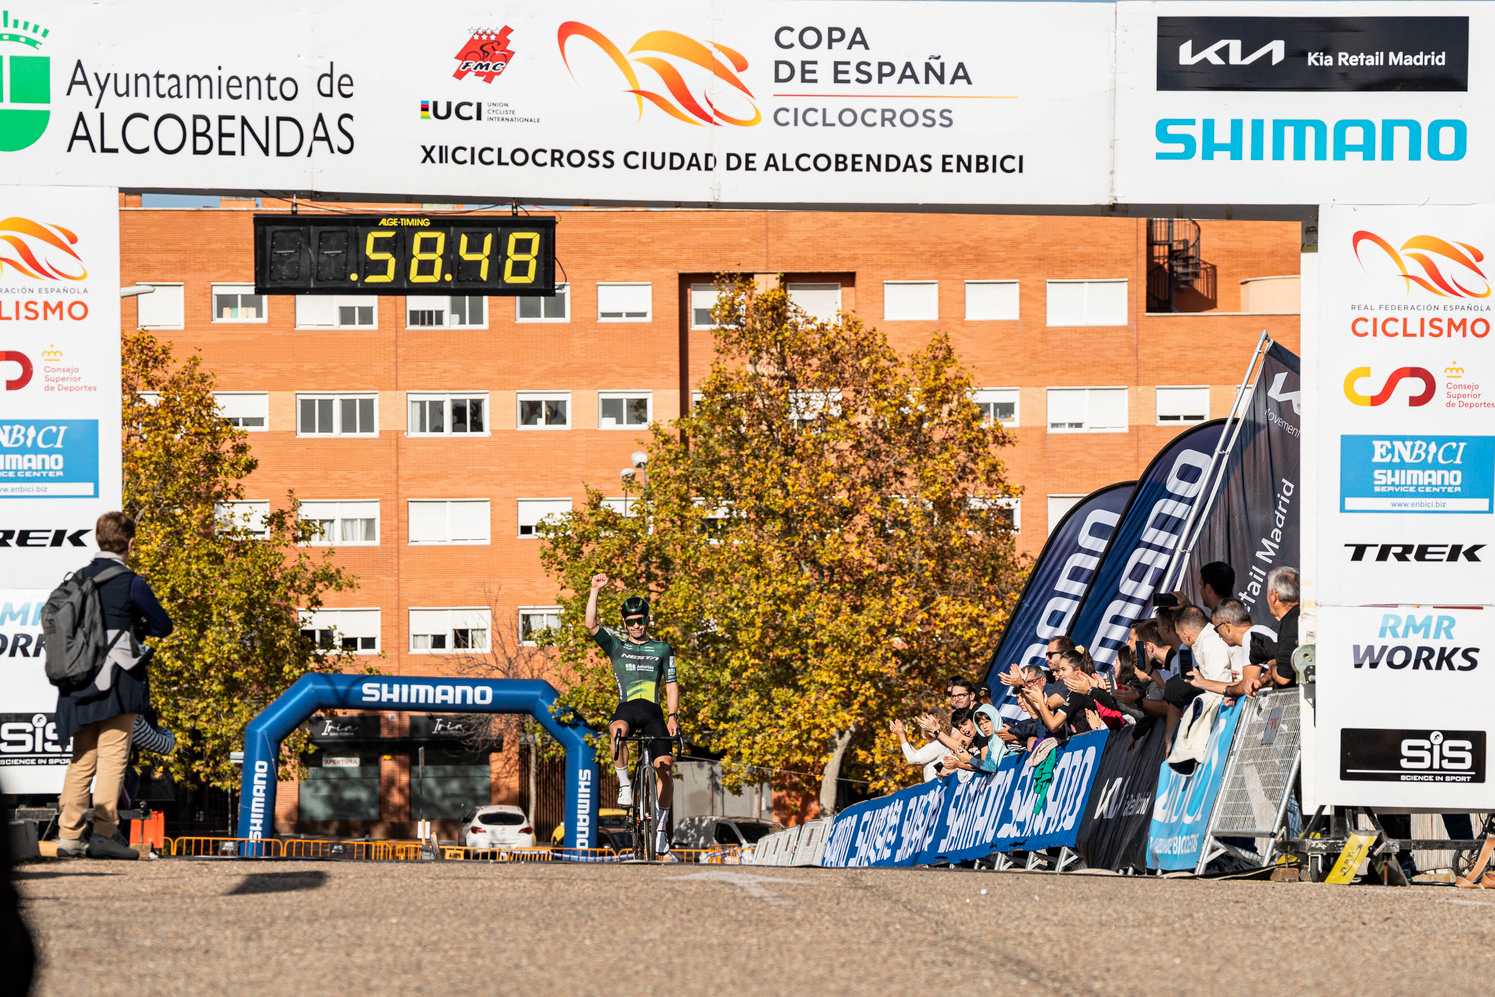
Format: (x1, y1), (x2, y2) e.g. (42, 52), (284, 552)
(1312, 204), (1495, 808)
(982, 481), (1135, 708)
(1067, 420), (1226, 671)
(1075, 718), (1168, 871)
(1146, 698), (1246, 872)
(1174, 343), (1302, 626)
(0, 186), (120, 796)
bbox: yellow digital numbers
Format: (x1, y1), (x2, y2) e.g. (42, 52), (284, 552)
(410, 230), (446, 283)
(363, 230), (396, 284)
(458, 231), (493, 282)
(503, 231), (540, 284)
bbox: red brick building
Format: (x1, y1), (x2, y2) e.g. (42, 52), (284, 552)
(118, 198), (1301, 835)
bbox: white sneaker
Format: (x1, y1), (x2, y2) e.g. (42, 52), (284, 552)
(618, 783), (633, 808)
(656, 831), (672, 857)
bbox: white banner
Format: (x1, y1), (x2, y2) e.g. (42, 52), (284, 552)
(0, 590), (69, 794)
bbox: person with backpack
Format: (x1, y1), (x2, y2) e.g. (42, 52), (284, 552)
(49, 511), (173, 860)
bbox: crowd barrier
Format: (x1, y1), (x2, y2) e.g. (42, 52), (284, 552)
(818, 691), (1303, 875)
(750, 819), (831, 867)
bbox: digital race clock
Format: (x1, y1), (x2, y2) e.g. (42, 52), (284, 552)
(252, 214), (557, 296)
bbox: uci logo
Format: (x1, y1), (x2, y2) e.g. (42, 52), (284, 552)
(1344, 366), (1437, 407)
(0, 11), (50, 152)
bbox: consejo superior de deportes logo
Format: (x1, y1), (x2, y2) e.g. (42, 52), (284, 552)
(1343, 366), (1436, 407)
(0, 10), (49, 152)
(1353, 230), (1492, 299)
(557, 21), (759, 127)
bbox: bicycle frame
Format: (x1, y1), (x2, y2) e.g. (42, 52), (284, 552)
(615, 730), (682, 862)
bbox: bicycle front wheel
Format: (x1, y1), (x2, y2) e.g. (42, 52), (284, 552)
(638, 754), (658, 861)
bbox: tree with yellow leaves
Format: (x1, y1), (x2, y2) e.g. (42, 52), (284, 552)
(539, 281), (1026, 811)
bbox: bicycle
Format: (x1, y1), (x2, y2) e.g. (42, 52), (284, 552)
(614, 728), (683, 862)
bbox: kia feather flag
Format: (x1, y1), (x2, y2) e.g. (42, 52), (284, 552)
(1066, 420), (1227, 671)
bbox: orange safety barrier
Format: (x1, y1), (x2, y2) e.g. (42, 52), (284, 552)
(165, 836), (281, 859)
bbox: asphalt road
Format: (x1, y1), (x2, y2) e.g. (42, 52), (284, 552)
(14, 859), (1495, 996)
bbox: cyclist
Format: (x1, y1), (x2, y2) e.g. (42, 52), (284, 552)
(585, 573), (679, 858)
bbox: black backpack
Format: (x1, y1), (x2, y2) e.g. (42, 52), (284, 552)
(41, 565), (129, 690)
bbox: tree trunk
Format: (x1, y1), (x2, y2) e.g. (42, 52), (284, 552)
(818, 727), (856, 817)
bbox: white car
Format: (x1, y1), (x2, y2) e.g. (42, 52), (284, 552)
(459, 805), (536, 850)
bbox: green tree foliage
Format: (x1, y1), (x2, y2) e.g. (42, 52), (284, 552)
(121, 331), (355, 789)
(539, 281), (1028, 803)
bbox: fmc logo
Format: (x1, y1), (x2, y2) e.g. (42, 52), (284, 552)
(1352, 230), (1491, 299)
(558, 21), (760, 127)
(453, 26), (515, 84)
(0, 10), (48, 152)
(1343, 366), (1436, 407)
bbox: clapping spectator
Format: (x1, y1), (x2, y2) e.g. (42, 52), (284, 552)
(891, 718), (945, 783)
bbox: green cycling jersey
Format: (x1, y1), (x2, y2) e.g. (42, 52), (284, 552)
(593, 626), (676, 704)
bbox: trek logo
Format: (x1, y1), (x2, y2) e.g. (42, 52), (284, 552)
(1345, 542), (1482, 563)
(0, 713), (68, 765)
(1343, 366), (1436, 407)
(0, 350), (30, 389)
(1177, 38), (1283, 67)
(1341, 727), (1485, 784)
(1350, 613), (1479, 672)
(0, 527), (88, 547)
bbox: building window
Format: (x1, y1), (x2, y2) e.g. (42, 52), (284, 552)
(408, 393), (487, 435)
(883, 281), (938, 321)
(970, 496), (1020, 532)
(409, 608), (490, 653)
(964, 280), (1020, 321)
(214, 392), (268, 431)
(517, 392), (570, 430)
(408, 499), (491, 545)
(1046, 279), (1128, 327)
(211, 284), (266, 323)
(789, 389), (841, 429)
(517, 498), (573, 538)
(215, 500), (270, 539)
(295, 295), (377, 329)
(517, 283), (570, 322)
(972, 388), (1019, 428)
(600, 496), (640, 517)
(787, 282), (840, 323)
(298, 500), (379, 546)
(300, 608), (380, 654)
(1047, 494), (1083, 534)
(296, 394), (377, 436)
(1046, 387), (1128, 433)
(519, 607), (562, 645)
(405, 295), (486, 329)
(598, 391), (651, 429)
(1156, 386), (1210, 424)
(689, 283), (721, 330)
(137, 283), (185, 330)
(597, 282), (651, 322)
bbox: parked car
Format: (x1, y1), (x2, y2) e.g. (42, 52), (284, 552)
(550, 807), (631, 847)
(459, 805), (535, 850)
(673, 816), (782, 855)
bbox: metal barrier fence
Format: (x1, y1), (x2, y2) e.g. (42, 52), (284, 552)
(1195, 689), (1301, 873)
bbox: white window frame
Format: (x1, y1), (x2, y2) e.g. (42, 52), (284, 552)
(964, 280), (1020, 321)
(406, 392), (490, 437)
(214, 392), (269, 432)
(137, 282), (185, 330)
(1155, 385), (1211, 425)
(518, 606), (563, 646)
(215, 500), (270, 539)
(298, 500), (381, 547)
(596, 282), (652, 323)
(210, 283), (268, 324)
(295, 393), (379, 438)
(1046, 387), (1129, 434)
(516, 391), (571, 431)
(600, 496), (641, 518)
(882, 281), (939, 321)
(789, 389), (842, 429)
(786, 282), (841, 323)
(516, 283), (571, 323)
(972, 388), (1020, 428)
(407, 499), (492, 546)
(1045, 279), (1129, 327)
(598, 391), (652, 430)
(299, 608), (381, 655)
(517, 497), (573, 539)
(1047, 495), (1083, 535)
(408, 607), (491, 655)
(971, 496), (1021, 533)
(403, 295), (488, 331)
(294, 294), (379, 330)
(689, 283), (721, 330)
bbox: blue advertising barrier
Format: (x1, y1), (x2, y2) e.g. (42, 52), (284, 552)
(1145, 699), (1246, 872)
(236, 674), (598, 852)
(820, 731), (1109, 868)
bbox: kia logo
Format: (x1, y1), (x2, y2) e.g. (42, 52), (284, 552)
(1178, 38), (1285, 67)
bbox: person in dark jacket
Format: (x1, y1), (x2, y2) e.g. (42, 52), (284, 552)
(55, 511), (173, 860)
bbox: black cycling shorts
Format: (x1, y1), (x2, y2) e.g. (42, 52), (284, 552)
(611, 699), (674, 760)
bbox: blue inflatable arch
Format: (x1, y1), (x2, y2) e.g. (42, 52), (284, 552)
(237, 674), (597, 849)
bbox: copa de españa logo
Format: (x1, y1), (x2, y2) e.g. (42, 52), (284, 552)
(557, 21), (759, 127)
(0, 10), (49, 152)
(0, 217), (87, 281)
(1353, 230), (1492, 300)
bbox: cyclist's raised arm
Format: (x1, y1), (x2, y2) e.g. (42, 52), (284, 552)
(585, 573), (607, 636)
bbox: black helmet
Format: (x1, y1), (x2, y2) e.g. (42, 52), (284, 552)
(620, 596), (650, 622)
